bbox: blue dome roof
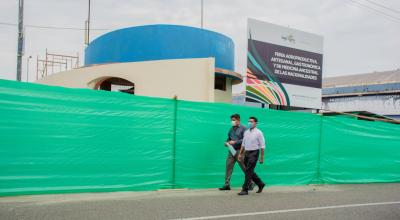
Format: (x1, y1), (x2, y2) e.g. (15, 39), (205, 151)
(85, 24), (235, 71)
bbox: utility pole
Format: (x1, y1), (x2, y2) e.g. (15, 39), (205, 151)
(85, 0), (91, 45)
(200, 0), (204, 28)
(16, 0), (24, 81)
(26, 55), (32, 82)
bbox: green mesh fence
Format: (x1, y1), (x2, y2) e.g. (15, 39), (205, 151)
(319, 116), (400, 183)
(0, 80), (175, 196)
(0, 79), (399, 196)
(175, 101), (321, 188)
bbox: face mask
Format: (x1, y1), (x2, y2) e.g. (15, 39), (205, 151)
(231, 120), (237, 126)
(248, 122), (255, 128)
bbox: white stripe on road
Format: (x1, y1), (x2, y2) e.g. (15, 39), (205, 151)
(171, 201), (400, 220)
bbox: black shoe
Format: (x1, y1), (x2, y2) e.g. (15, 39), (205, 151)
(238, 190), (248, 196)
(249, 182), (256, 191)
(256, 183), (265, 193)
(219, 185), (231, 191)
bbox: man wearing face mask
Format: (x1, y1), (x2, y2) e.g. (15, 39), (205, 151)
(237, 116), (266, 196)
(218, 114), (248, 191)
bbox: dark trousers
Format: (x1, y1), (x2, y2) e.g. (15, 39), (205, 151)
(242, 150), (264, 191)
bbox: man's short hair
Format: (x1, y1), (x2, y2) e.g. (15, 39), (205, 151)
(231, 114), (240, 120)
(249, 116), (258, 122)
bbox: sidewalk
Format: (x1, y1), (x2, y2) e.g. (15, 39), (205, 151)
(1, 184), (399, 220)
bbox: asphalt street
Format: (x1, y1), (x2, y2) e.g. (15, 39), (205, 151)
(1, 183), (399, 220)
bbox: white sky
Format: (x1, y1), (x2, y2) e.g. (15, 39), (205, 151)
(0, 0), (399, 89)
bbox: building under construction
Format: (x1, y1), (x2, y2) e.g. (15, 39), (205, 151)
(36, 50), (79, 80)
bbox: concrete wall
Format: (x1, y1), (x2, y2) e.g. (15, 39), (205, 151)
(37, 58), (216, 102)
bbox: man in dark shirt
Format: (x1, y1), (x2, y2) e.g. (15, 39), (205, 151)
(219, 114), (249, 190)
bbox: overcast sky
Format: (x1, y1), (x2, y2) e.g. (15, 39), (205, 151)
(1, 0), (399, 87)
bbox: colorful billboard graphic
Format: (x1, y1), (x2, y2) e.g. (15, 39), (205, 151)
(247, 18), (324, 109)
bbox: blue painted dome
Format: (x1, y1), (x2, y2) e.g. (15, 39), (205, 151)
(85, 24), (235, 71)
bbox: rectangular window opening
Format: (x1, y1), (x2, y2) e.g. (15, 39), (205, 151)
(215, 75), (226, 91)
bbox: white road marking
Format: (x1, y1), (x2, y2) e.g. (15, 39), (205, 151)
(171, 201), (400, 220)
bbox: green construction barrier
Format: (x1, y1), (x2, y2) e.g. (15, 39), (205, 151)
(320, 116), (400, 183)
(0, 80), (175, 196)
(175, 100), (321, 189)
(0, 79), (399, 196)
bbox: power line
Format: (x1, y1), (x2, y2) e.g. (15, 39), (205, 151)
(363, 0), (400, 15)
(350, 0), (400, 21)
(27, 24), (110, 31)
(0, 22), (16, 27)
(348, 0), (400, 23)
(0, 22), (112, 31)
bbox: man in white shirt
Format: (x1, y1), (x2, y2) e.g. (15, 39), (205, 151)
(237, 116), (266, 195)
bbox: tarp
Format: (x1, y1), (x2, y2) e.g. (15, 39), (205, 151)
(0, 79), (399, 196)
(175, 101), (321, 188)
(0, 80), (175, 196)
(320, 116), (400, 183)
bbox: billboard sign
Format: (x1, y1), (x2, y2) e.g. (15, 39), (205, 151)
(246, 18), (323, 109)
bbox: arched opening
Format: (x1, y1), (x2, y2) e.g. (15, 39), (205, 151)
(94, 77), (135, 94)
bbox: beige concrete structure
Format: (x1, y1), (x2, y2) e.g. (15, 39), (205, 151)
(214, 78), (233, 103)
(36, 58), (242, 103)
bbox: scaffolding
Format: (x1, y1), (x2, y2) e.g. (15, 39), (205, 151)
(36, 49), (79, 80)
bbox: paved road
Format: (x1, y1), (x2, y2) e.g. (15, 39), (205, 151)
(1, 184), (400, 220)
